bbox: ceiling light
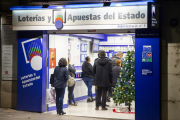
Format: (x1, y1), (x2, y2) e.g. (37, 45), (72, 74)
(116, 4), (122, 6)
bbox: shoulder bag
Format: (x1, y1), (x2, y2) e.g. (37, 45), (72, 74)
(68, 75), (76, 87)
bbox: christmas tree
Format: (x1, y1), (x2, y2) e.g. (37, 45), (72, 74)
(113, 51), (135, 112)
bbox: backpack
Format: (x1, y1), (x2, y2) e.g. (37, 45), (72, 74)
(68, 75), (75, 87)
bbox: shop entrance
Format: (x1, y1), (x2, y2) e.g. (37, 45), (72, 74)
(45, 28), (160, 120)
(14, 2), (160, 119)
(47, 32), (135, 119)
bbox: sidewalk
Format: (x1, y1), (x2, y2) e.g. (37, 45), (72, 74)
(0, 108), (122, 120)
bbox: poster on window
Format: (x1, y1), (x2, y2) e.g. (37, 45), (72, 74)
(49, 48), (56, 69)
(2, 45), (14, 80)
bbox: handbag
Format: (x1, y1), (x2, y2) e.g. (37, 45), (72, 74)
(50, 88), (56, 104)
(68, 75), (76, 87)
(50, 74), (54, 84)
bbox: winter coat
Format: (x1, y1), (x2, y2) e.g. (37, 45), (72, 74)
(82, 62), (94, 79)
(111, 56), (123, 68)
(53, 66), (69, 88)
(93, 57), (113, 87)
(112, 65), (121, 87)
(68, 64), (76, 78)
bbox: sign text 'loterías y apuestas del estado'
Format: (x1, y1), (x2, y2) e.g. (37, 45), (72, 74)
(12, 6), (147, 30)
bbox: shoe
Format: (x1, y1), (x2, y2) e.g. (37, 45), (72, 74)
(59, 111), (66, 115)
(105, 104), (109, 107)
(87, 98), (93, 102)
(95, 107), (99, 110)
(57, 110), (59, 114)
(92, 98), (95, 101)
(74, 102), (78, 106)
(102, 108), (108, 110)
(106, 98), (111, 102)
(68, 103), (73, 106)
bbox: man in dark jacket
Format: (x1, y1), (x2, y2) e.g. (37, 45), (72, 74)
(111, 51), (124, 68)
(93, 50), (112, 110)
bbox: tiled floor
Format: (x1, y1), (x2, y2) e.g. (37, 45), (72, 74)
(50, 99), (135, 120)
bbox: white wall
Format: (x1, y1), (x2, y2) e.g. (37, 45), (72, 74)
(69, 37), (80, 66)
(48, 35), (95, 107)
(48, 34), (69, 105)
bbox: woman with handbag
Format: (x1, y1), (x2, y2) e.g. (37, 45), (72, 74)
(68, 58), (78, 106)
(82, 56), (94, 102)
(53, 58), (68, 115)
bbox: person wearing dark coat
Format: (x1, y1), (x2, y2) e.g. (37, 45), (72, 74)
(53, 58), (68, 115)
(112, 59), (121, 87)
(111, 51), (124, 68)
(68, 58), (77, 106)
(93, 50), (113, 110)
(82, 56), (94, 102)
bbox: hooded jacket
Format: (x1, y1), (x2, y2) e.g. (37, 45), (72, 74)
(82, 62), (94, 79)
(68, 64), (76, 78)
(93, 57), (112, 87)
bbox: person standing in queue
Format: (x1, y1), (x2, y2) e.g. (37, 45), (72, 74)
(112, 59), (121, 106)
(93, 50), (113, 110)
(111, 51), (124, 68)
(53, 58), (68, 115)
(68, 58), (78, 106)
(82, 56), (94, 102)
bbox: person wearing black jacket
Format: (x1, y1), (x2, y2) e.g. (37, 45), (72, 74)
(93, 50), (113, 110)
(68, 58), (77, 106)
(111, 51), (124, 68)
(112, 59), (121, 87)
(82, 56), (94, 102)
(53, 58), (68, 115)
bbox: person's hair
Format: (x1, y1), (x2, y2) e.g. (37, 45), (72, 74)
(112, 55), (116, 58)
(115, 59), (121, 65)
(117, 51), (123, 55)
(98, 50), (101, 58)
(85, 56), (90, 62)
(99, 50), (106, 57)
(58, 58), (67, 66)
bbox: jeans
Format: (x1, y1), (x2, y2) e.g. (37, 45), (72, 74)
(96, 87), (108, 108)
(68, 84), (75, 104)
(55, 88), (65, 112)
(72, 93), (75, 103)
(83, 77), (93, 98)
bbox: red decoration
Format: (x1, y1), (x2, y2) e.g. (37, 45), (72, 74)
(112, 109), (135, 114)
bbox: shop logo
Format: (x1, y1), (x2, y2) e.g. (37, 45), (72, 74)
(21, 38), (42, 71)
(55, 12), (63, 29)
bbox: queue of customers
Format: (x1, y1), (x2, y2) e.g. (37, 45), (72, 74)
(51, 50), (124, 115)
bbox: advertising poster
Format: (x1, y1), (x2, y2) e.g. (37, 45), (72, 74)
(17, 37), (43, 112)
(2, 45), (14, 80)
(49, 48), (56, 69)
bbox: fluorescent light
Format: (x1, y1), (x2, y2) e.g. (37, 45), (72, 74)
(81, 38), (91, 41)
(116, 4), (122, 6)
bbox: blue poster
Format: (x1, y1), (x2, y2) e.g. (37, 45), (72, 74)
(142, 45), (153, 76)
(17, 37), (43, 112)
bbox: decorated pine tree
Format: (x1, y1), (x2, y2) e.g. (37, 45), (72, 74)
(113, 51), (135, 112)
